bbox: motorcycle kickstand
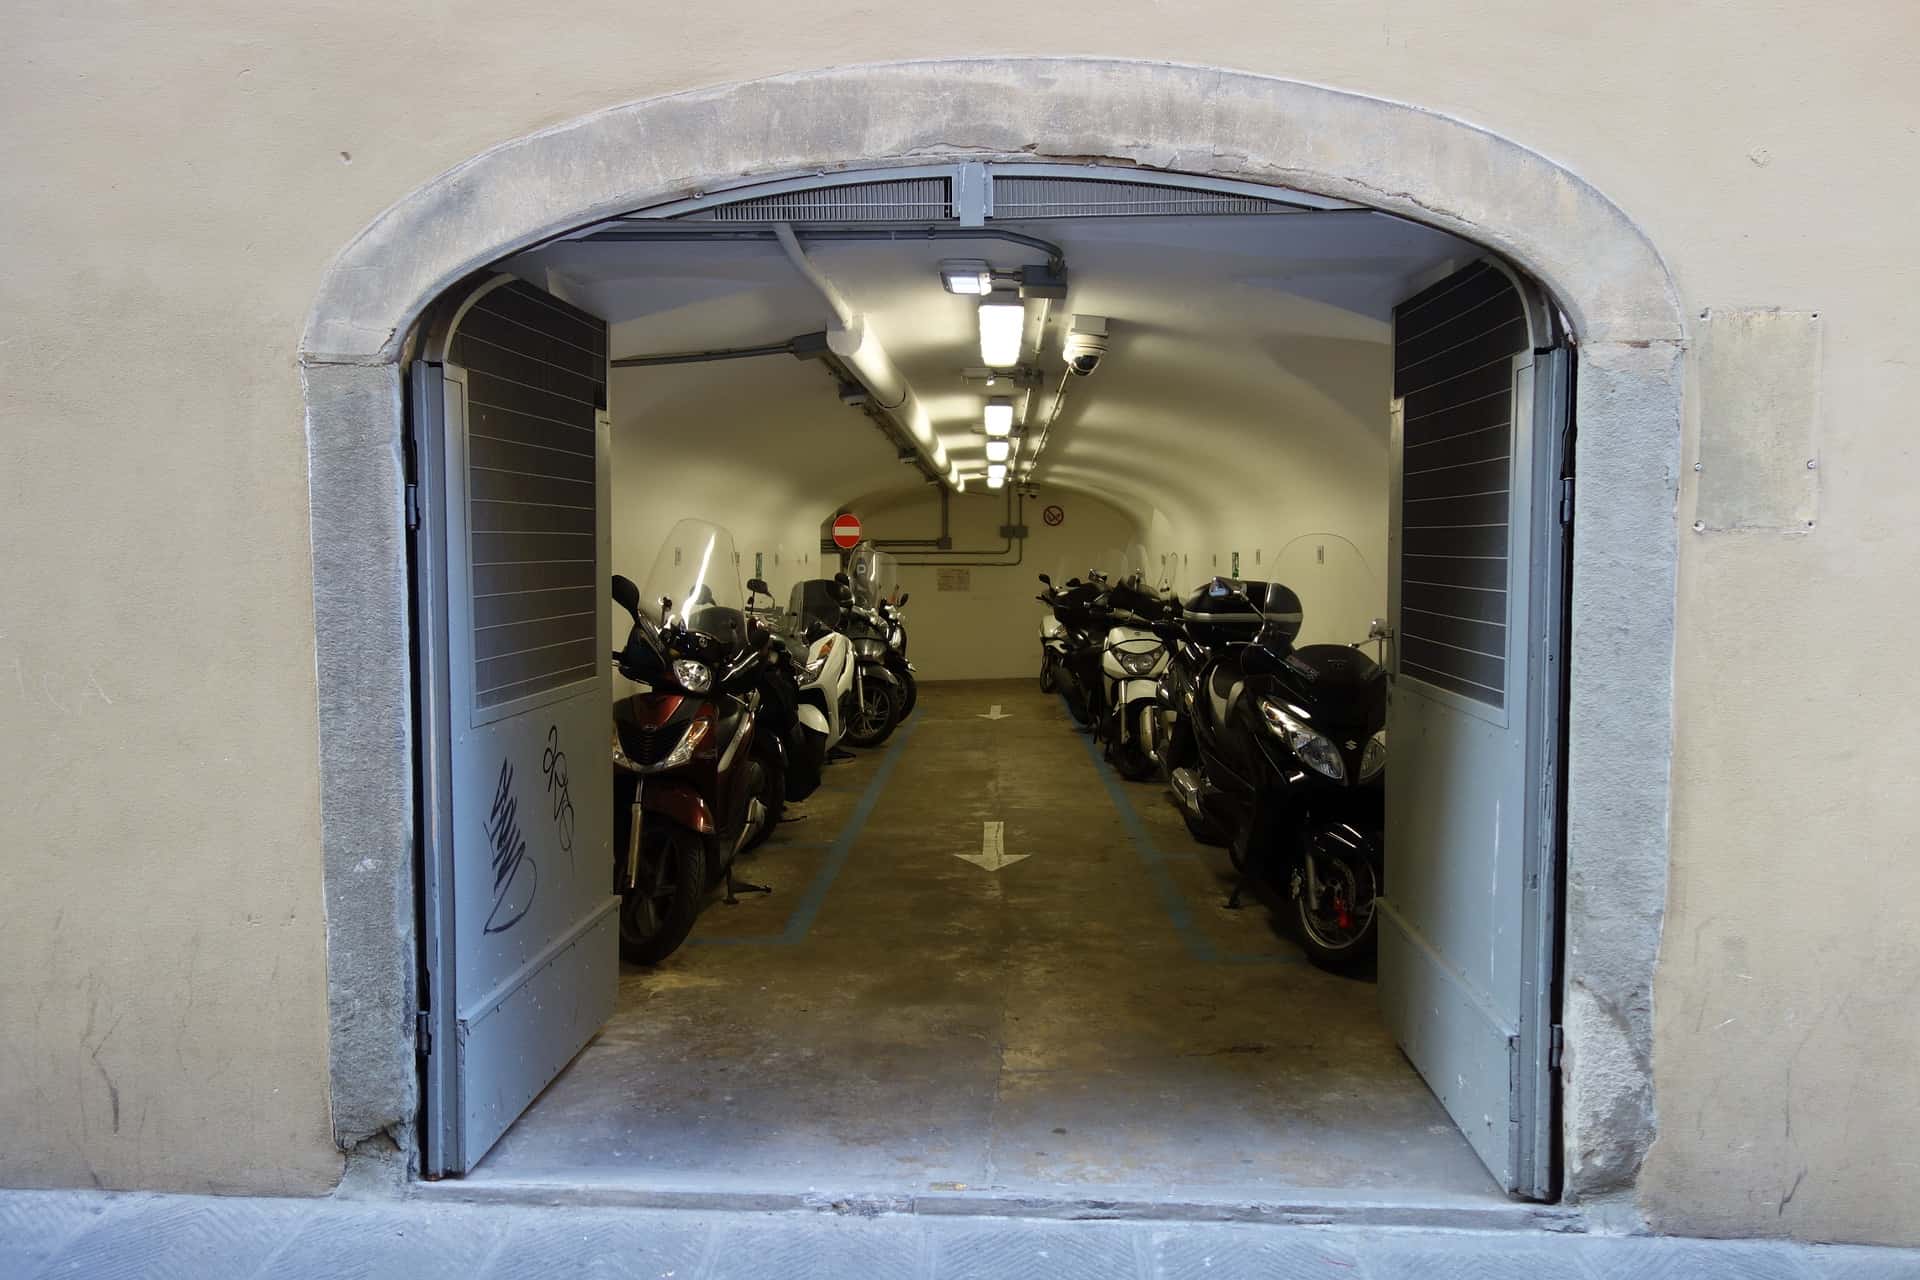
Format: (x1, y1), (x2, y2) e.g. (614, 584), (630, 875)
(1225, 878), (1247, 910)
(723, 866), (773, 905)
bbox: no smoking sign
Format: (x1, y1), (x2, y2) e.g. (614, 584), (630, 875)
(1041, 505), (1065, 527)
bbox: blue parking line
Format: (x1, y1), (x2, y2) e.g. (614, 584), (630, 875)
(1070, 730), (1296, 967)
(693, 720), (919, 947)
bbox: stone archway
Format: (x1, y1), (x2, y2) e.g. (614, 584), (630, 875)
(302, 57), (1683, 1200)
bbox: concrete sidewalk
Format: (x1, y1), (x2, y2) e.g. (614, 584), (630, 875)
(5, 1190), (1917, 1279)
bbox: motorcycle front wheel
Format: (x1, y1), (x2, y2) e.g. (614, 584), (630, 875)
(1291, 849), (1380, 975)
(844, 673), (899, 748)
(619, 825), (706, 965)
(1039, 652), (1058, 693)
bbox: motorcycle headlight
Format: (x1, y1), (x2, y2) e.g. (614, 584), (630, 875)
(1360, 728), (1387, 781)
(854, 637), (887, 661)
(672, 659), (712, 693)
(1117, 648), (1159, 676)
(1258, 698), (1347, 782)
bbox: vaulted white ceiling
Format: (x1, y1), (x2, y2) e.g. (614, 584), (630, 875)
(505, 209), (1473, 553)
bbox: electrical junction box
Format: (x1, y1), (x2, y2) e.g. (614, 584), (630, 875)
(999, 524), (1029, 539)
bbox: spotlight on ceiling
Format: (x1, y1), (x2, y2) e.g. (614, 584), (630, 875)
(983, 396), (1015, 437)
(986, 473), (1006, 490)
(977, 291), (1026, 368)
(984, 438), (1012, 463)
(939, 259), (994, 295)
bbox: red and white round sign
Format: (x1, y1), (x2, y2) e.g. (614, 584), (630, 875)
(831, 512), (863, 550)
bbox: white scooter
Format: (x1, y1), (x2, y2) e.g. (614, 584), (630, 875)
(782, 578), (856, 752)
(1098, 560), (1176, 781)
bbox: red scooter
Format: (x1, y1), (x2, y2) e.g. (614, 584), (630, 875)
(610, 520), (772, 964)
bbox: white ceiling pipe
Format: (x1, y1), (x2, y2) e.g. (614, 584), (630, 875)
(774, 224), (956, 489)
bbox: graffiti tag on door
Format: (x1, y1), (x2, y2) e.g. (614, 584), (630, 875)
(483, 758), (535, 933)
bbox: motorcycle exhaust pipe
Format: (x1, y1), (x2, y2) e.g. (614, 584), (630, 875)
(1169, 767), (1206, 817)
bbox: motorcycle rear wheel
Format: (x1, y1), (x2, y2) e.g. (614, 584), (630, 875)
(898, 670), (918, 721)
(619, 827), (705, 966)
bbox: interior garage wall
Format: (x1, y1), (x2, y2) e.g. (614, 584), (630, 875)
(856, 486), (1141, 682)
(3, 11), (1915, 1251)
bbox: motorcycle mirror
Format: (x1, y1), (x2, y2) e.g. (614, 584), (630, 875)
(1037, 573), (1052, 586)
(611, 574), (642, 620)
(897, 592), (909, 606)
(658, 595), (674, 623)
(746, 576), (771, 596)
(833, 571), (851, 585)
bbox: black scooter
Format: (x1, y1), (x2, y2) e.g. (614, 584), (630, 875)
(1167, 578), (1390, 973)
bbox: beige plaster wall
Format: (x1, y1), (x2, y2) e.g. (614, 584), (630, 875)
(3, 0), (1917, 1244)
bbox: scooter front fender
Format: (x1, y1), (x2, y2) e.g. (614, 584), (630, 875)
(1118, 678), (1160, 706)
(642, 780), (714, 835)
(797, 704), (829, 734)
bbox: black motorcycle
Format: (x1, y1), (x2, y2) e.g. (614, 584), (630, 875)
(1167, 577), (1389, 973)
(1036, 572), (1111, 728)
(878, 593), (917, 721)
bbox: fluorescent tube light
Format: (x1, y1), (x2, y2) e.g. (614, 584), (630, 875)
(983, 396), (1015, 437)
(978, 293), (1026, 368)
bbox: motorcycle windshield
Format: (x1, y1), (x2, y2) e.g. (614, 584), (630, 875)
(788, 579), (843, 632)
(847, 542), (900, 609)
(639, 518), (747, 651)
(1265, 534), (1381, 647)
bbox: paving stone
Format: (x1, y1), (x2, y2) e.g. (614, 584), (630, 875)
(1357, 1230), (1595, 1280)
(0, 1191), (134, 1279)
(263, 1202), (509, 1280)
(931, 1219), (1147, 1280)
(1792, 1243), (1920, 1280)
(1581, 1235), (1819, 1280)
(1151, 1222), (1364, 1278)
(705, 1214), (926, 1280)
(35, 1194), (313, 1279)
(479, 1207), (715, 1280)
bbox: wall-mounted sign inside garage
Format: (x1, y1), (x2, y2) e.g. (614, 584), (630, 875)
(832, 512), (863, 549)
(937, 568), (971, 592)
(1042, 505), (1065, 527)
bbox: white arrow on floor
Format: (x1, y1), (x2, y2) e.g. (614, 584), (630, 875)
(977, 704), (1011, 720)
(956, 820), (1030, 872)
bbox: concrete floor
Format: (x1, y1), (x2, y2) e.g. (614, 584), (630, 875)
(469, 679), (1500, 1205)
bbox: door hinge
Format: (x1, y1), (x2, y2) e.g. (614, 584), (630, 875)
(1550, 1024), (1565, 1070)
(415, 1010), (432, 1057)
(1558, 476), (1574, 527)
(405, 482), (422, 531)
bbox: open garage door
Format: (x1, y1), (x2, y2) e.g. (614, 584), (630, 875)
(1381, 259), (1570, 1198)
(411, 277), (619, 1175)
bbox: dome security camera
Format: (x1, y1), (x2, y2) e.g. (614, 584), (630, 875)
(1063, 315), (1109, 376)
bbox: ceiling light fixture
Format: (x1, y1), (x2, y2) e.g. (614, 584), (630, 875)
(977, 291), (1026, 368)
(983, 396), (1015, 437)
(986, 473), (1006, 490)
(940, 259), (994, 295)
(984, 438), (1012, 463)
(987, 462), (1008, 482)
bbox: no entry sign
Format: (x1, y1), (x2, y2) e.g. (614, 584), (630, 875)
(831, 512), (863, 549)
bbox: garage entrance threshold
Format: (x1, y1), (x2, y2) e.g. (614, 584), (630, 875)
(412, 1175), (1574, 1233)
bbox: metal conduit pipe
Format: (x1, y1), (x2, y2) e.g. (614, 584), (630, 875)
(895, 486), (1029, 566)
(771, 224), (956, 486)
(584, 223), (1068, 274)
(610, 334), (824, 368)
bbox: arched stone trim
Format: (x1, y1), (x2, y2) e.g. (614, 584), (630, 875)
(301, 58), (1683, 1205)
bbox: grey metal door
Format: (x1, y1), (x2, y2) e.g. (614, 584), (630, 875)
(412, 276), (619, 1176)
(1381, 259), (1569, 1198)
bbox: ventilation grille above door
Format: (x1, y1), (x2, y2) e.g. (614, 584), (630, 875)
(1393, 260), (1529, 709)
(990, 176), (1293, 218)
(696, 178), (953, 222)
(448, 280), (608, 709)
